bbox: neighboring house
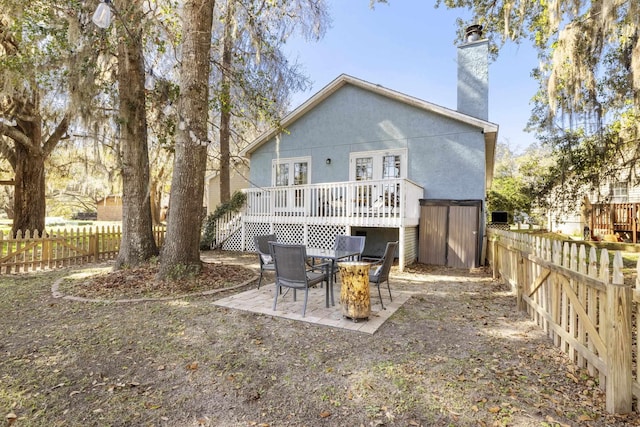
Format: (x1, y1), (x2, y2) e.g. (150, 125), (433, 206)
(204, 160), (250, 215)
(96, 195), (122, 221)
(550, 174), (640, 242)
(218, 26), (498, 270)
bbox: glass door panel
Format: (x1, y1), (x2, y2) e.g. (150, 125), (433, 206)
(293, 162), (308, 209)
(273, 158), (309, 214)
(350, 150), (405, 213)
(382, 155), (400, 208)
(274, 163), (289, 209)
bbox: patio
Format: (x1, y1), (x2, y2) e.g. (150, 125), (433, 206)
(203, 250), (415, 333)
(213, 283), (413, 334)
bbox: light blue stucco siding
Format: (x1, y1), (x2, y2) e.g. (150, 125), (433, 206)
(408, 129), (486, 200)
(249, 84), (487, 200)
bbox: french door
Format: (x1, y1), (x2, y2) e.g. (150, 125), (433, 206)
(272, 157), (310, 214)
(349, 149), (406, 208)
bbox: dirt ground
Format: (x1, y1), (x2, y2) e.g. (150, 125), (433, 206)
(2, 250), (640, 427)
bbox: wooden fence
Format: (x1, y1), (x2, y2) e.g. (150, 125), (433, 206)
(487, 228), (636, 414)
(0, 226), (166, 274)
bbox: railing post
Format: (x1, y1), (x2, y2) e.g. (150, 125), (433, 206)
(605, 252), (632, 414)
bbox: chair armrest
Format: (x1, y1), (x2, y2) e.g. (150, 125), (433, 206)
(307, 262), (330, 278)
(361, 256), (382, 265)
(307, 261), (330, 272)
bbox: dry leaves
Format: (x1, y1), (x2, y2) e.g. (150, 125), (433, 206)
(59, 262), (255, 299)
(6, 413), (17, 425)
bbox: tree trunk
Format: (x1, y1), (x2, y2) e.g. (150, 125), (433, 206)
(158, 0), (215, 279)
(114, 0), (158, 268)
(218, 0), (235, 204)
(12, 144), (45, 236)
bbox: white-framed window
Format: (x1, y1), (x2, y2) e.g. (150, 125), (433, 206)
(271, 156), (311, 212)
(349, 149), (407, 181)
(355, 157), (373, 181)
(611, 181), (628, 203)
(349, 149), (406, 208)
(272, 156), (311, 187)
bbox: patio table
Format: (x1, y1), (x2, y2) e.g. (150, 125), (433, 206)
(306, 247), (362, 307)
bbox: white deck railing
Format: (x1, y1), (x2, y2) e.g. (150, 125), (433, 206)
(242, 178), (423, 227)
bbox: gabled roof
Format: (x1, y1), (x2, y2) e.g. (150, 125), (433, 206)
(239, 74), (499, 188)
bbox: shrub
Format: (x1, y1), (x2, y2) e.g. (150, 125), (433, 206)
(200, 191), (247, 250)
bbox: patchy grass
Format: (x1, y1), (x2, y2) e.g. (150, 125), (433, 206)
(1, 255), (639, 426)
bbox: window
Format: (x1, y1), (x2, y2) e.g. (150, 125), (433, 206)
(382, 155), (401, 179)
(273, 157), (310, 187)
(611, 181), (628, 203)
(275, 163), (289, 186)
(272, 157), (310, 212)
(349, 149), (406, 209)
(349, 149), (406, 181)
(355, 158), (373, 181)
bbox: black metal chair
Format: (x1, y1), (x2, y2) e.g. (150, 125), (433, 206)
(363, 241), (398, 310)
(334, 235), (365, 260)
(332, 235), (366, 279)
(271, 243), (330, 317)
(254, 234), (277, 289)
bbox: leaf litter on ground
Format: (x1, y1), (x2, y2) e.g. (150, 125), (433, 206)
(1, 251), (640, 426)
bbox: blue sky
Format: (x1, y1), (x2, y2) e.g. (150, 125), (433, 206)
(284, 0), (540, 154)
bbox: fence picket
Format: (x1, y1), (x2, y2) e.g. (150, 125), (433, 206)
(567, 243), (578, 362)
(636, 258), (640, 411)
(587, 246), (599, 378)
(606, 251), (632, 413)
(577, 245), (587, 368)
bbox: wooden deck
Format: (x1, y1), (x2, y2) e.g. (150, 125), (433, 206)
(590, 203), (640, 242)
(214, 179), (425, 271)
(242, 178), (423, 228)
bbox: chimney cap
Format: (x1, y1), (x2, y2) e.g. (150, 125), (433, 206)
(464, 24), (483, 42)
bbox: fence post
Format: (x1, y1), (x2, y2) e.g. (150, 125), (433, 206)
(42, 233), (50, 268)
(492, 236), (499, 280)
(605, 252), (632, 414)
(89, 233), (98, 262)
(516, 252), (525, 311)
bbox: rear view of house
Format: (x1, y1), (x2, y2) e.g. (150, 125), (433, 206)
(218, 26), (499, 270)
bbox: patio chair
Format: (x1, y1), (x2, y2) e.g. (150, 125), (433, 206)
(271, 243), (330, 317)
(332, 235), (366, 279)
(254, 234), (277, 289)
(334, 235), (365, 260)
(363, 241), (398, 310)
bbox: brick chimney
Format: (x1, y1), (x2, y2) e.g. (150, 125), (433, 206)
(457, 25), (489, 121)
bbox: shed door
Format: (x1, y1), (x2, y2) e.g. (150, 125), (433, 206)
(448, 206), (479, 268)
(419, 204), (479, 268)
(419, 206), (448, 265)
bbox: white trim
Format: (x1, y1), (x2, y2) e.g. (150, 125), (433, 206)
(271, 156), (312, 186)
(349, 148), (407, 181)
